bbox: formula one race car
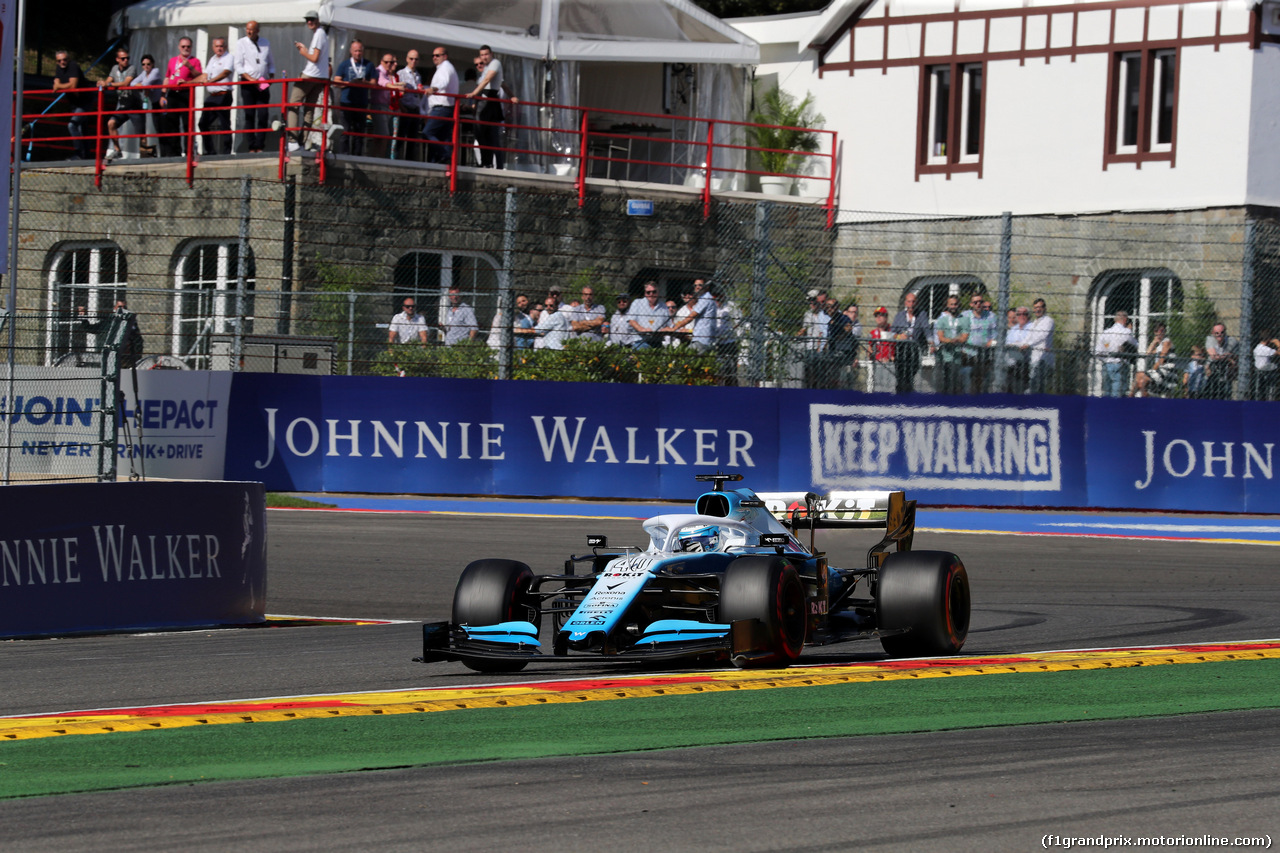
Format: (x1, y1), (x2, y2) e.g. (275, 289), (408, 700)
(420, 474), (969, 672)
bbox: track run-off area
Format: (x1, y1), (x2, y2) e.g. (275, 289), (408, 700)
(2, 498), (1278, 851)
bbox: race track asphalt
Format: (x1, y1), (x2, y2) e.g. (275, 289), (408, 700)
(2, 509), (1278, 851)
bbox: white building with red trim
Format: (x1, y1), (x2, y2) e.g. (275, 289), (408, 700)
(732, 0), (1280, 216)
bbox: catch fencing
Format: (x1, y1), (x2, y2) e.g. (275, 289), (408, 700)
(6, 171), (1280, 404)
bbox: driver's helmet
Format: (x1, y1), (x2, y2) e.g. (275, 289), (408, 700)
(678, 524), (720, 552)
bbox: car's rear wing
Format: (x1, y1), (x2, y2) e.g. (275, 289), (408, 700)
(757, 490), (916, 564)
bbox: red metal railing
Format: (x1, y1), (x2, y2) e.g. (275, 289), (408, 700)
(21, 77), (839, 223)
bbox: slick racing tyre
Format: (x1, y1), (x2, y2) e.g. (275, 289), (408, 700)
(452, 559), (540, 673)
(876, 550), (970, 658)
(722, 556), (806, 668)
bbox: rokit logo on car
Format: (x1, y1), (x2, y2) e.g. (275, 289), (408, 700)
(809, 403), (1061, 492)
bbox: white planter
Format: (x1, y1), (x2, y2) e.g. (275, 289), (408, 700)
(759, 175), (793, 195)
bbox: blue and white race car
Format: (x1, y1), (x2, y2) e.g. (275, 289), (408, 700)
(420, 473), (970, 671)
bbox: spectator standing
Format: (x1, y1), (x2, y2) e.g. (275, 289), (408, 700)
(512, 294), (537, 349)
(78, 300), (144, 368)
(332, 40), (372, 155)
(891, 292), (929, 394)
(396, 50), (424, 161)
(1184, 345), (1208, 398)
(1131, 322), (1177, 398)
(100, 49), (138, 161)
(1204, 323), (1240, 400)
(423, 46), (459, 164)
(442, 287), (478, 345)
(868, 307), (896, 393)
(964, 294), (997, 393)
(667, 280), (718, 352)
(158, 38), (202, 157)
(1096, 310), (1138, 397)
(798, 288), (829, 385)
(287, 10), (330, 153)
(388, 297), (428, 344)
(1025, 298), (1055, 394)
(823, 298), (856, 389)
(535, 289), (571, 350)
(52, 51), (91, 159)
(569, 286), (606, 341)
(235, 21), (275, 153)
(1003, 306), (1031, 393)
(133, 55), (162, 156)
(933, 295), (970, 396)
(468, 45), (508, 169)
(199, 38), (235, 155)
(1252, 329), (1280, 400)
(368, 54), (398, 158)
(608, 294), (636, 347)
(628, 282), (667, 349)
(713, 291), (742, 358)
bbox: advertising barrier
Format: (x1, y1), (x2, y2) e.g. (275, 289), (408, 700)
(0, 480), (267, 638)
(222, 374), (1277, 513)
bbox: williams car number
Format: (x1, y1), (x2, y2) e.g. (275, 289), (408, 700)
(563, 556), (655, 636)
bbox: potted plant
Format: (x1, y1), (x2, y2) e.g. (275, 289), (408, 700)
(749, 85), (825, 195)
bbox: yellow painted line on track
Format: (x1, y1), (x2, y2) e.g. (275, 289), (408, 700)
(4, 641), (1278, 742)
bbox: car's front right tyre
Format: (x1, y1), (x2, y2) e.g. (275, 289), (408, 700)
(452, 558), (540, 673)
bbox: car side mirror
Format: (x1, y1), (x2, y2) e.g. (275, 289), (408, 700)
(587, 535), (607, 548)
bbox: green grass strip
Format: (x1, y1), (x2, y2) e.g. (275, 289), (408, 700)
(3, 659), (1277, 799)
(265, 493), (337, 509)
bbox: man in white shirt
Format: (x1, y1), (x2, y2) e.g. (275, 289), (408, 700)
(535, 289), (570, 350)
(1096, 310), (1137, 397)
(1024, 298), (1055, 394)
(388, 297), (428, 344)
(608, 294), (636, 347)
(422, 46), (459, 164)
(443, 287), (478, 345)
(667, 279), (719, 353)
(396, 50), (424, 161)
(467, 45), (507, 169)
(627, 282), (668, 349)
(568, 286), (606, 341)
(198, 38), (235, 155)
(286, 10), (330, 152)
(235, 20), (274, 153)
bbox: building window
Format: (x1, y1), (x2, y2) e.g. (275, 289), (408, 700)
(906, 275), (988, 321)
(919, 62), (983, 177)
(1088, 268), (1182, 395)
(1107, 49), (1177, 167)
(47, 243), (128, 364)
(393, 251), (499, 340)
(174, 241), (255, 368)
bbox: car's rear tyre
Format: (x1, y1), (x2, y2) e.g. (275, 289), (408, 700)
(877, 550), (970, 658)
(722, 556), (806, 668)
(453, 559), (540, 673)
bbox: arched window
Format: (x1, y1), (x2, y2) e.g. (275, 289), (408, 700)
(1089, 268), (1182, 348)
(46, 243), (128, 364)
(1088, 268), (1182, 395)
(904, 274), (987, 319)
(173, 241), (256, 368)
(393, 251), (499, 339)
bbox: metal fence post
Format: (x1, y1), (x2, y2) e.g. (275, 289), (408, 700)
(233, 176), (251, 372)
(994, 211), (1012, 392)
(748, 201), (772, 386)
(347, 291), (356, 376)
(1238, 217), (1256, 400)
(498, 187), (517, 380)
(277, 175), (296, 335)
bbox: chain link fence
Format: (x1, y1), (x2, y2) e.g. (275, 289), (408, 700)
(5, 168), (1278, 401)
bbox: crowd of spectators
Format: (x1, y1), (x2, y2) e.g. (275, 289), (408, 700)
(55, 13), (515, 164)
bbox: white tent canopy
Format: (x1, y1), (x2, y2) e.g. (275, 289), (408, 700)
(116, 0), (759, 65)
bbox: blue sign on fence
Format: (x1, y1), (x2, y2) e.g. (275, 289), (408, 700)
(0, 480), (267, 639)
(221, 373), (1279, 512)
(626, 199), (655, 216)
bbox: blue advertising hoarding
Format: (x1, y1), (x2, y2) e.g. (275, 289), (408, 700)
(0, 481), (267, 638)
